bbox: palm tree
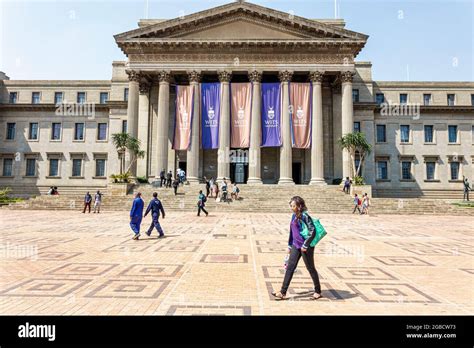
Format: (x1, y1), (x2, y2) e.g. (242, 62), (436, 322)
(338, 132), (372, 179)
(111, 133), (129, 175)
(111, 133), (146, 175)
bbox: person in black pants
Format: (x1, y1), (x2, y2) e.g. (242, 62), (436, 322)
(197, 190), (208, 217)
(172, 177), (179, 195)
(272, 196), (322, 301)
(204, 176), (210, 198)
(159, 169), (165, 187)
(166, 170), (172, 188)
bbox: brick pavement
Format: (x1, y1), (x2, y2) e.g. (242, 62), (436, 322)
(0, 210), (472, 315)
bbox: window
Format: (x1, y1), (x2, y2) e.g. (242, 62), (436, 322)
(122, 120), (128, 133)
(77, 92), (86, 104)
(448, 125), (458, 143)
(450, 162), (460, 181)
(32, 92), (40, 104)
(100, 92), (108, 104)
(29, 123), (39, 140)
(399, 94), (408, 105)
(2, 158), (13, 176)
(400, 125), (410, 143)
(95, 159), (106, 177)
(471, 94), (474, 106)
(72, 159), (82, 177)
(9, 92), (17, 104)
(97, 123), (107, 140)
(26, 158), (36, 176)
(424, 125), (434, 143)
(423, 94), (432, 106)
(375, 93), (385, 105)
(54, 92), (63, 105)
(51, 123), (61, 140)
(352, 89), (359, 103)
(426, 162), (436, 180)
(377, 161), (388, 180)
(49, 159), (59, 177)
(124, 88), (129, 102)
(353, 122), (361, 133)
(74, 123), (85, 141)
(401, 162), (412, 180)
(376, 125), (386, 143)
(6, 123), (15, 140)
(447, 94), (455, 106)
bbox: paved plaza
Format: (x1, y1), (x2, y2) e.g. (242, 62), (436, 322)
(0, 210), (472, 315)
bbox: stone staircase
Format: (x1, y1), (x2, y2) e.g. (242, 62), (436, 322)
(3, 184), (474, 216)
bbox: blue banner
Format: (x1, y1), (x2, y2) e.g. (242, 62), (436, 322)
(201, 83), (221, 150)
(261, 83), (282, 147)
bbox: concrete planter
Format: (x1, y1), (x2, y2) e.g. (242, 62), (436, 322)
(350, 184), (372, 198)
(108, 183), (134, 196)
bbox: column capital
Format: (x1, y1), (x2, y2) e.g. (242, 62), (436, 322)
(139, 80), (151, 94)
(248, 70), (262, 83)
(126, 70), (141, 83)
(309, 71), (325, 83)
(278, 70), (293, 83)
(157, 71), (171, 83)
(218, 70), (232, 83)
(187, 70), (202, 83)
(341, 71), (355, 83)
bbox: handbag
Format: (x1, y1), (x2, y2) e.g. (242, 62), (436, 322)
(299, 212), (327, 248)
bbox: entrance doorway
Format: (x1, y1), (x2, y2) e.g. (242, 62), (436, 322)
(230, 163), (248, 184)
(292, 162), (302, 184)
(178, 161), (187, 177)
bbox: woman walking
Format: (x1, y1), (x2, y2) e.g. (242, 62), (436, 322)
(272, 196), (322, 301)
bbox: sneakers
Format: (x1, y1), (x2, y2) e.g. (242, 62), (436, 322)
(145, 231), (151, 237)
(158, 234), (165, 238)
(132, 233), (140, 240)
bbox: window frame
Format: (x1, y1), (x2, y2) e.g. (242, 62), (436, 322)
(54, 92), (64, 105)
(99, 92), (109, 104)
(50, 122), (62, 141)
(400, 125), (411, 144)
(6, 122), (16, 140)
(97, 123), (108, 141)
(423, 125), (435, 144)
(399, 93), (408, 105)
(448, 125), (459, 144)
(77, 92), (87, 104)
(2, 157), (14, 177)
(74, 122), (85, 142)
(9, 92), (18, 104)
(25, 158), (37, 177)
(423, 94), (432, 106)
(375, 93), (385, 105)
(376, 124), (387, 143)
(31, 91), (41, 104)
(28, 122), (39, 141)
(447, 93), (456, 106)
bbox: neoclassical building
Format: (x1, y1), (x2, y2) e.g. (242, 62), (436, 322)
(1, 1), (473, 197)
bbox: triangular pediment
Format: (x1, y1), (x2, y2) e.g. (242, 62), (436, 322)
(115, 1), (368, 42)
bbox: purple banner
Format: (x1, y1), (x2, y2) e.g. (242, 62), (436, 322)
(261, 83), (282, 147)
(201, 83), (221, 150)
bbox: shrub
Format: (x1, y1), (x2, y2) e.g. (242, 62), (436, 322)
(137, 176), (149, 184)
(353, 176), (365, 185)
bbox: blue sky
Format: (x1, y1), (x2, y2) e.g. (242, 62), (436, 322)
(1, 0), (472, 81)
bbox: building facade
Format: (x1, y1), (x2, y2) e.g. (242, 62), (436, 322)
(1, 1), (473, 197)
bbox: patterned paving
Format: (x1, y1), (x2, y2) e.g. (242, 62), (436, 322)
(0, 210), (472, 315)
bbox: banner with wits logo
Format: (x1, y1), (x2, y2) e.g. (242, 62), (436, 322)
(290, 82), (311, 149)
(173, 85), (194, 150)
(201, 83), (221, 150)
(230, 82), (252, 148)
(261, 83), (282, 147)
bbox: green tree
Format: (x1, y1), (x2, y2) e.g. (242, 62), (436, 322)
(111, 133), (146, 175)
(338, 132), (372, 179)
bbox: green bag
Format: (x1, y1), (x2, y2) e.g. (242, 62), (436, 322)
(299, 212), (327, 248)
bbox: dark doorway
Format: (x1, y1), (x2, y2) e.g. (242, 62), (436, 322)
(292, 162), (302, 184)
(178, 161), (187, 177)
(230, 163), (248, 184)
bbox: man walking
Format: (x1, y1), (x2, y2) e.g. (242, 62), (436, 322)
(166, 170), (172, 188)
(130, 192), (144, 240)
(93, 190), (102, 213)
(352, 194), (362, 214)
(197, 190), (208, 217)
(204, 177), (210, 197)
(83, 192), (92, 213)
(172, 177), (179, 195)
(463, 176), (471, 201)
(343, 177), (351, 194)
(144, 192), (165, 238)
(160, 169), (166, 187)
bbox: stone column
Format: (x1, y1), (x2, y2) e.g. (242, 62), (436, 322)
(341, 71), (355, 179)
(217, 70), (232, 181)
(247, 70), (263, 185)
(278, 70), (294, 185)
(125, 70), (140, 176)
(156, 71), (171, 177)
(309, 71), (326, 185)
(137, 79), (151, 178)
(187, 70), (201, 183)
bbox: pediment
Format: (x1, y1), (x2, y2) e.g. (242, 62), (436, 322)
(115, 1), (368, 42)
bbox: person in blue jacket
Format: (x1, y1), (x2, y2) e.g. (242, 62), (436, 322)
(130, 192), (144, 240)
(144, 192), (165, 238)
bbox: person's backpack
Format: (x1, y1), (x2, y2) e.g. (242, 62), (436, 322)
(236, 187), (240, 193)
(202, 195), (207, 203)
(296, 212), (327, 248)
